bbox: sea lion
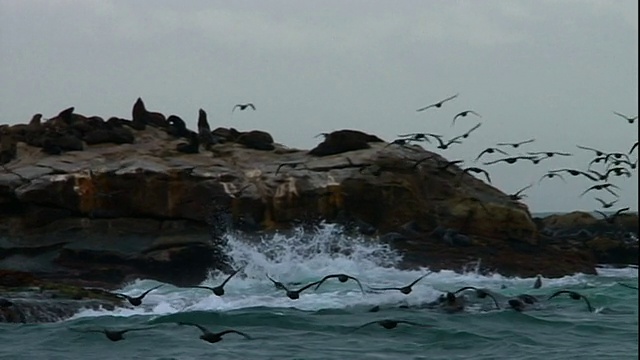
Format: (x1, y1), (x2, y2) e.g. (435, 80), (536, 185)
(309, 129), (383, 157)
(131, 98), (168, 130)
(236, 130), (275, 151)
(197, 109), (217, 149)
(167, 115), (190, 138)
(176, 131), (199, 154)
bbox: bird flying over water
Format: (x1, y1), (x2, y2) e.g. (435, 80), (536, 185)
(113, 285), (163, 306)
(416, 93), (459, 111)
(314, 274), (364, 294)
(547, 290), (594, 312)
(69, 327), (153, 342)
(178, 322), (252, 343)
(187, 266), (245, 296)
(350, 319), (430, 332)
(368, 273), (431, 295)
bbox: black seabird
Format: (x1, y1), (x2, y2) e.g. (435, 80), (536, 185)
(179, 322), (251, 343)
(368, 273), (431, 295)
(69, 327), (152, 342)
(547, 290), (594, 312)
(187, 266), (245, 296)
(416, 93), (459, 111)
(114, 284), (163, 306)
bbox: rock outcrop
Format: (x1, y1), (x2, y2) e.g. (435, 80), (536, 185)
(1, 103), (637, 303)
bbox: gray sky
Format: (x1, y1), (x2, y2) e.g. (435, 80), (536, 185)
(1, 0), (638, 213)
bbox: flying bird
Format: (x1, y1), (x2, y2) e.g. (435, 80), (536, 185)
(474, 147), (509, 162)
(462, 167), (491, 183)
(187, 266), (245, 296)
(527, 151), (572, 159)
(368, 273), (431, 295)
(314, 274), (364, 294)
(547, 290), (594, 312)
(613, 111), (637, 124)
(538, 172), (566, 185)
(630, 141), (638, 154)
(595, 207), (630, 224)
(508, 184), (533, 201)
(350, 319), (430, 332)
(178, 322), (251, 343)
(576, 145), (606, 157)
(594, 197), (618, 209)
(267, 276), (321, 300)
(483, 156), (538, 166)
(550, 169), (599, 182)
(450, 123), (482, 142)
(69, 327), (153, 342)
(433, 136), (462, 150)
(232, 103), (256, 112)
(451, 110), (482, 126)
(496, 139), (535, 148)
(452, 286), (500, 309)
(416, 93), (459, 111)
(113, 285), (163, 306)
(579, 183), (620, 198)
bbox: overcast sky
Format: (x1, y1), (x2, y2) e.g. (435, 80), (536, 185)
(1, 0), (637, 213)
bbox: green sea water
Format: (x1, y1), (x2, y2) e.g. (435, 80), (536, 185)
(1, 225), (638, 360)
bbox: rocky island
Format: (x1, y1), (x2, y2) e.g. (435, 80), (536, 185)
(1, 99), (637, 322)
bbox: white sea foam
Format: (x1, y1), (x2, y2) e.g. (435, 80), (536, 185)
(70, 223), (638, 320)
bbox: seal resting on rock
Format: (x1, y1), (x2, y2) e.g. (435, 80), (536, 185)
(211, 127), (241, 143)
(167, 115), (191, 138)
(309, 129), (383, 156)
(236, 130), (275, 151)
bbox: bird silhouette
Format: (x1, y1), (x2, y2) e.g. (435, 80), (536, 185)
(547, 290), (594, 312)
(595, 207), (630, 224)
(462, 167), (491, 183)
(630, 141), (638, 154)
(550, 169), (599, 182)
(527, 151), (572, 159)
(416, 93), (459, 111)
(496, 139), (535, 148)
(474, 147), (509, 162)
(113, 285), (163, 306)
(450, 123), (482, 142)
(538, 172), (566, 185)
(178, 322), (251, 343)
(267, 276), (321, 300)
(451, 110), (481, 126)
(508, 184), (533, 201)
(579, 183), (620, 198)
(613, 111), (637, 124)
(368, 273), (431, 295)
(594, 197), (618, 209)
(452, 286), (500, 309)
(350, 319), (430, 332)
(232, 103), (256, 112)
(483, 156), (538, 166)
(187, 266), (245, 296)
(69, 327), (152, 342)
(576, 145), (606, 157)
(434, 136), (462, 150)
(314, 274), (364, 294)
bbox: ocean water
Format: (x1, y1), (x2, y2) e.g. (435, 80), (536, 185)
(0, 224), (637, 360)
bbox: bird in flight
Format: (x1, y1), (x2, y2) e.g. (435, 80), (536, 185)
(186, 266), (245, 296)
(113, 285), (163, 306)
(416, 93), (459, 112)
(462, 167), (492, 184)
(508, 184), (533, 201)
(613, 111), (637, 124)
(314, 274), (364, 294)
(538, 172), (566, 185)
(547, 290), (594, 312)
(594, 197), (618, 209)
(474, 147), (509, 162)
(350, 319), (430, 332)
(452, 110), (482, 126)
(496, 139), (535, 148)
(368, 273), (431, 295)
(178, 322), (252, 343)
(579, 183), (620, 198)
(232, 103), (256, 112)
(69, 327), (153, 342)
(595, 207), (630, 224)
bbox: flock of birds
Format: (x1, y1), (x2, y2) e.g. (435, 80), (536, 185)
(53, 266), (638, 344)
(378, 93), (638, 219)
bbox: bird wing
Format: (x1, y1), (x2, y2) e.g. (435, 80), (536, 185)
(218, 329), (252, 339)
(367, 286), (401, 291)
(630, 142), (638, 154)
(139, 284), (163, 298)
(346, 276), (365, 294)
(397, 320), (430, 327)
(122, 327), (153, 334)
(416, 104), (435, 112)
(441, 93), (459, 103)
(232, 105), (240, 112)
(178, 322), (210, 335)
(613, 111), (628, 119)
(547, 290), (573, 300)
(474, 149), (490, 162)
(468, 110), (482, 117)
(453, 286), (479, 295)
(266, 274), (287, 291)
(350, 321), (379, 332)
(614, 207), (630, 216)
(248, 104), (256, 110)
(221, 266), (245, 287)
(408, 272), (431, 287)
(313, 276), (333, 290)
(514, 184), (533, 196)
(297, 280), (322, 293)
